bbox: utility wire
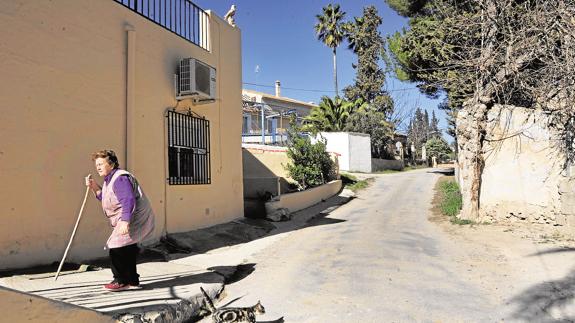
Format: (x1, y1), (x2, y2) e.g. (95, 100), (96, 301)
(242, 82), (423, 94)
(243, 82), (334, 93)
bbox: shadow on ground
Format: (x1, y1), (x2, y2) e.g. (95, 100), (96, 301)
(208, 263), (256, 285)
(305, 214), (346, 228)
(509, 267), (575, 322)
(146, 193), (353, 263)
(25, 270), (226, 313)
(527, 247), (575, 257)
(258, 318), (284, 323)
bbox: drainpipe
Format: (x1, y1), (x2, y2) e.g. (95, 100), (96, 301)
(126, 26), (136, 171)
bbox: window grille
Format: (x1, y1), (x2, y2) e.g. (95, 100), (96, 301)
(167, 110), (210, 185)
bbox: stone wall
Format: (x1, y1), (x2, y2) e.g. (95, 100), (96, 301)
(456, 105), (575, 227)
(372, 159), (405, 171)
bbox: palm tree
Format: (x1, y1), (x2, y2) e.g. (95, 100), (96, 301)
(315, 4), (346, 97)
(304, 96), (359, 132)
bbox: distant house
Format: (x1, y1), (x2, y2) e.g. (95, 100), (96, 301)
(0, 0), (242, 270)
(393, 133), (409, 160)
(242, 81), (317, 145)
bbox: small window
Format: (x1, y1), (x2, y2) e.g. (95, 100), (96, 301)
(167, 110), (210, 185)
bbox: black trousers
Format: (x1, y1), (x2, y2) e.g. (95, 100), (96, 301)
(109, 244), (140, 285)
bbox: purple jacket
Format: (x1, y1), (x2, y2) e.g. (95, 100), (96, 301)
(96, 169), (135, 222)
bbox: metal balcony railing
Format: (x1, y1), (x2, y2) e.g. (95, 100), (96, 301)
(113, 0), (210, 50)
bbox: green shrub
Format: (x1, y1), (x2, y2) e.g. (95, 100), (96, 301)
(285, 122), (337, 190)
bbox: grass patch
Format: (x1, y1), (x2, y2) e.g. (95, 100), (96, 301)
(451, 217), (475, 225)
(340, 173), (371, 192)
(437, 178), (473, 225)
(439, 180), (462, 217)
(348, 180), (369, 192)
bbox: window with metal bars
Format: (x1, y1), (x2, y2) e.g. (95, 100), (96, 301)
(167, 110), (210, 185)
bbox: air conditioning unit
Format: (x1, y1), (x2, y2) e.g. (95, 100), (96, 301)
(177, 58), (216, 101)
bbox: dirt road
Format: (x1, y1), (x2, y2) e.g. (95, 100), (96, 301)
(200, 169), (575, 322)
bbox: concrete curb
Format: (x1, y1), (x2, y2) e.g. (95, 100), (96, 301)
(265, 180), (343, 218)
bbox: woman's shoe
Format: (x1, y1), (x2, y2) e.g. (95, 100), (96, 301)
(104, 281), (129, 291)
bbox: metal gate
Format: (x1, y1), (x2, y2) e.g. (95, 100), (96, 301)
(167, 110), (210, 185)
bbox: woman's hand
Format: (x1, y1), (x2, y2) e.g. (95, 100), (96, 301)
(117, 221), (130, 235)
(85, 174), (100, 191)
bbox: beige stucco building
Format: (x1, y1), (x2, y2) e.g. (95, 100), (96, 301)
(0, 0), (243, 270)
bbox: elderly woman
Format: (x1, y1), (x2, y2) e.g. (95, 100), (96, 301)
(86, 150), (155, 291)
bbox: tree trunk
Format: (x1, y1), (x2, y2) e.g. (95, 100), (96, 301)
(459, 0), (498, 221)
(469, 104), (488, 220)
(333, 48), (338, 97)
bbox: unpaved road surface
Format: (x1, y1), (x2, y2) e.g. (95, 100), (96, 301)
(200, 169), (575, 322)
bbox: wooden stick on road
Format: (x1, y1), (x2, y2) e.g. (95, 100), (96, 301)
(54, 176), (91, 281)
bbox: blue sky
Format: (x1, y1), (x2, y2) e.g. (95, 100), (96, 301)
(194, 0), (448, 139)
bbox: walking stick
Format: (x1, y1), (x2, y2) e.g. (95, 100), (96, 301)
(54, 175), (91, 281)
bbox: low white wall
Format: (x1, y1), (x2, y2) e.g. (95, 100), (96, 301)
(319, 132), (371, 173)
(265, 180), (342, 215)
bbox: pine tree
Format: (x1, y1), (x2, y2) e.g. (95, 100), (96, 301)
(423, 109), (430, 142)
(430, 110), (441, 138)
(343, 6), (393, 115)
(407, 107), (428, 159)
